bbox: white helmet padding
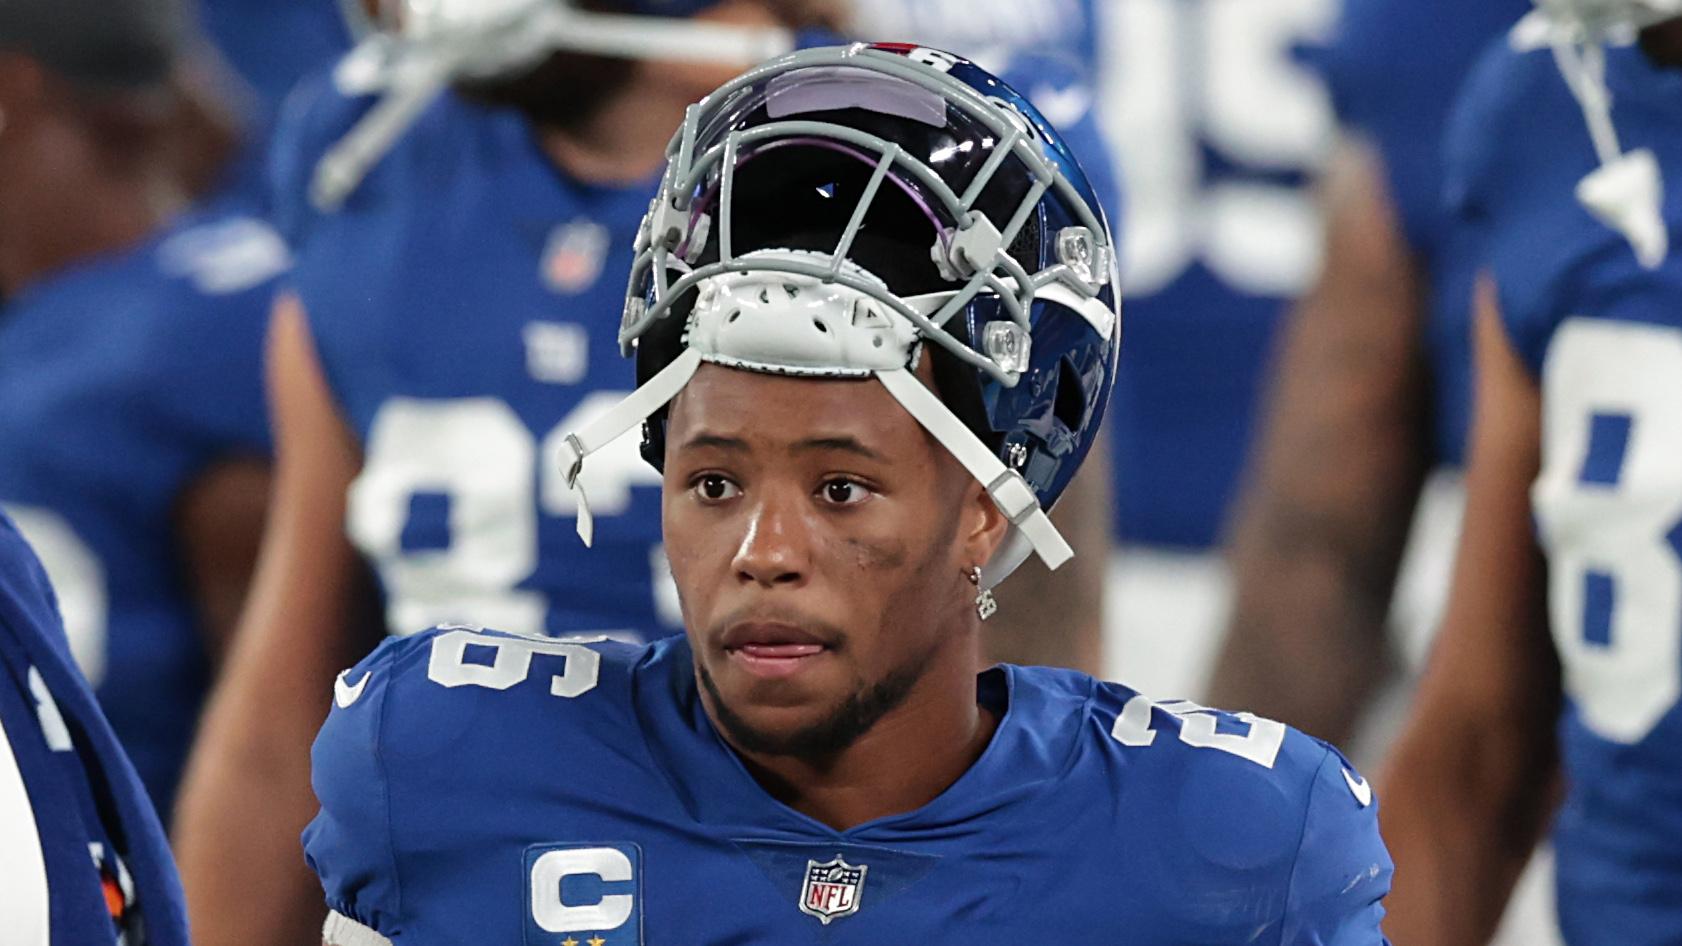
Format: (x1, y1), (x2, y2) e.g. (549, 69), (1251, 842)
(556, 249), (1072, 590)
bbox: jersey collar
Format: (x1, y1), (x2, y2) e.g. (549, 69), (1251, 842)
(630, 635), (1089, 839)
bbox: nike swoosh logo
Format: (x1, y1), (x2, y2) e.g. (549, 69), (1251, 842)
(334, 670), (370, 708)
(1342, 768), (1373, 808)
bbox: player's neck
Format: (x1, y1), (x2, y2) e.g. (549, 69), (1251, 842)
(725, 637), (1001, 832)
(536, 87), (680, 187)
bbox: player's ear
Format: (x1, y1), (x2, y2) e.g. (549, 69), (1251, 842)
(957, 478), (1010, 577)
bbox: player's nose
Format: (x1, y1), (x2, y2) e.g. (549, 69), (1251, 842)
(731, 486), (811, 588)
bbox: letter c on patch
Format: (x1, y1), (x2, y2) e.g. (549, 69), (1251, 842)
(530, 847), (634, 934)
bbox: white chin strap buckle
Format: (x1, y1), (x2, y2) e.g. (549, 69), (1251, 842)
(1577, 149), (1668, 269)
(559, 250), (1073, 588)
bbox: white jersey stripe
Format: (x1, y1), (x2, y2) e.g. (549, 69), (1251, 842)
(322, 910), (394, 946)
(0, 712), (49, 946)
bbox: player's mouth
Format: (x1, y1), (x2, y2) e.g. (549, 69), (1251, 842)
(720, 623), (833, 680)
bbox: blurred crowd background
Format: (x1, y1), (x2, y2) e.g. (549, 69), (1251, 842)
(0, 0), (1566, 941)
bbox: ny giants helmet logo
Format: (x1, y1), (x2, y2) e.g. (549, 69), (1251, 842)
(798, 855), (869, 924)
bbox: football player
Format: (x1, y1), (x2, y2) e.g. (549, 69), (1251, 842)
(172, 4), (1121, 942)
(1209, 0), (1528, 749)
(0, 0), (288, 820)
(303, 46), (1392, 944)
(0, 510), (189, 946)
(1379, 2), (1682, 942)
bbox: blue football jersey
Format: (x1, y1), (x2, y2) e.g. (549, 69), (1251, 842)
(1447, 35), (1682, 945)
(305, 626), (1391, 943)
(1312, 0), (1529, 466)
(0, 206), (287, 820)
(274, 49), (1120, 645)
(0, 511), (189, 946)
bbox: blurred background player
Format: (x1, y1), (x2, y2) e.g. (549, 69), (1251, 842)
(171, 3), (1117, 943)
(1202, 2), (1555, 938)
(1380, 1), (1682, 942)
(1209, 0), (1528, 757)
(0, 0), (289, 822)
(0, 510), (189, 946)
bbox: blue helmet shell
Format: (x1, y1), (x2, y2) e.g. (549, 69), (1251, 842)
(629, 43), (1122, 515)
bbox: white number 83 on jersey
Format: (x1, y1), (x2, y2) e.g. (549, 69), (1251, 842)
(1534, 318), (1682, 744)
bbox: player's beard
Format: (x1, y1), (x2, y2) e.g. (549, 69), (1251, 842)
(698, 641), (939, 760)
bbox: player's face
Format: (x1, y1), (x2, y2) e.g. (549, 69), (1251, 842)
(662, 362), (994, 758)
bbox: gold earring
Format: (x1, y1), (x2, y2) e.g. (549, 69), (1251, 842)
(969, 566), (997, 621)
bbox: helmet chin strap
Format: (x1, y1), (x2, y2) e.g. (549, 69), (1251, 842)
(1517, 8), (1670, 268)
(556, 251), (1074, 591)
(873, 368), (1070, 588)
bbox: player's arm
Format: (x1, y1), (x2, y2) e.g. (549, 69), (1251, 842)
(1207, 141), (1429, 746)
(1374, 277), (1561, 945)
(988, 429), (1110, 674)
(172, 292), (384, 946)
(173, 457), (271, 665)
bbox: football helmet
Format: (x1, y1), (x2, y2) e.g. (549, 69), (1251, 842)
(313, 0), (793, 209)
(1517, 0), (1682, 267)
(559, 44), (1121, 590)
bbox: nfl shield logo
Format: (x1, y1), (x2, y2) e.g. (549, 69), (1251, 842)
(542, 218), (610, 294)
(798, 855), (868, 925)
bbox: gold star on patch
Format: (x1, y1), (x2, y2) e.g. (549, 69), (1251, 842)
(587, 938), (607, 946)
(560, 939), (578, 946)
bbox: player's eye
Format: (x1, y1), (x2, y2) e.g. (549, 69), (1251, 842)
(692, 474), (741, 503)
(818, 477), (873, 507)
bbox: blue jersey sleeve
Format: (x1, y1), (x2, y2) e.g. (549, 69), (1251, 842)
(266, 62), (380, 250)
(1444, 37), (1600, 376)
(304, 635), (409, 934)
(1280, 745), (1393, 945)
(1441, 37), (1521, 243)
